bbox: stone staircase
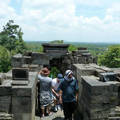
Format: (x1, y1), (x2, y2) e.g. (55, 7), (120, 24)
(109, 106), (120, 120)
(0, 112), (13, 120)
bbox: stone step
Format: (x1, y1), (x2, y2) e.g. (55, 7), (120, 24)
(109, 117), (120, 120)
(0, 112), (13, 120)
(35, 110), (64, 120)
(109, 113), (120, 117)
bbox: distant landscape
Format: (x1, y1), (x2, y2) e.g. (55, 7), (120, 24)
(25, 41), (119, 56)
(1, 20), (119, 73)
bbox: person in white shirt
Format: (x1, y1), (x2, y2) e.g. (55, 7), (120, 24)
(52, 73), (63, 112)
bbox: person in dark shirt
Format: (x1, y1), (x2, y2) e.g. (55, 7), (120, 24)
(58, 70), (79, 120)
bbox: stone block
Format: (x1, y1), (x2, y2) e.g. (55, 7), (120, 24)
(12, 96), (32, 120)
(12, 81), (29, 86)
(0, 73), (6, 84)
(23, 56), (32, 64)
(31, 52), (49, 65)
(12, 68), (29, 81)
(11, 54), (23, 67)
(0, 96), (11, 113)
(12, 96), (31, 113)
(28, 64), (40, 72)
(42, 43), (69, 52)
(11, 71), (37, 120)
(0, 86), (11, 96)
(5, 70), (12, 80)
(12, 86), (31, 97)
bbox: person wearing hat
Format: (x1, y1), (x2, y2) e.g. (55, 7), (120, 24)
(51, 73), (63, 112)
(38, 67), (53, 117)
(58, 70), (79, 120)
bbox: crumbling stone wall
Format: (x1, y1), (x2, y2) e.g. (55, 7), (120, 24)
(12, 43), (95, 74)
(73, 64), (120, 120)
(0, 44), (104, 120)
(0, 70), (37, 120)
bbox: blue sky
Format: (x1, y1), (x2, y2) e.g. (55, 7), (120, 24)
(0, 0), (120, 43)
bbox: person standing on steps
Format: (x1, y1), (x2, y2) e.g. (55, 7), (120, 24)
(58, 70), (79, 120)
(52, 73), (63, 112)
(38, 67), (53, 117)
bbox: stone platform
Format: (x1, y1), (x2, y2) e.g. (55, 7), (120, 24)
(35, 110), (64, 120)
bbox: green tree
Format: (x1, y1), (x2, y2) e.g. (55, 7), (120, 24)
(98, 45), (120, 68)
(50, 40), (64, 44)
(0, 46), (11, 72)
(49, 67), (60, 78)
(26, 42), (43, 52)
(68, 44), (78, 52)
(0, 20), (26, 54)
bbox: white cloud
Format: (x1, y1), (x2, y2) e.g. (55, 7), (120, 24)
(0, 0), (16, 30)
(16, 0), (120, 42)
(106, 3), (120, 21)
(0, 0), (120, 43)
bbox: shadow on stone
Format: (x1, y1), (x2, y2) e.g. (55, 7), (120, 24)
(35, 109), (40, 117)
(35, 107), (41, 117)
(52, 117), (64, 120)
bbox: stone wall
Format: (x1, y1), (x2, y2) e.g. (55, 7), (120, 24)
(73, 64), (120, 120)
(80, 76), (119, 120)
(12, 44), (95, 74)
(11, 71), (37, 120)
(0, 70), (37, 120)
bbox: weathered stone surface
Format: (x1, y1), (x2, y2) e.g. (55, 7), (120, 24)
(28, 64), (42, 72)
(11, 54), (24, 67)
(0, 86), (11, 96)
(12, 81), (29, 86)
(0, 112), (13, 120)
(11, 43), (95, 75)
(73, 64), (120, 120)
(5, 70), (12, 80)
(11, 72), (37, 120)
(42, 43), (69, 52)
(23, 56), (32, 64)
(31, 52), (49, 65)
(12, 68), (29, 81)
(0, 96), (11, 113)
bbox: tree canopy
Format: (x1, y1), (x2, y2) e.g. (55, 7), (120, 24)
(0, 46), (11, 72)
(68, 44), (78, 52)
(0, 20), (26, 54)
(98, 45), (120, 68)
(50, 40), (64, 44)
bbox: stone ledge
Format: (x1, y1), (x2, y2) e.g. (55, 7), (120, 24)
(12, 80), (29, 86)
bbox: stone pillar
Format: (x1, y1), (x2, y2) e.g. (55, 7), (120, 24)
(11, 54), (24, 67)
(11, 72), (37, 120)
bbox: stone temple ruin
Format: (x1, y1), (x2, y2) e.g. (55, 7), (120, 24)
(11, 43), (95, 73)
(73, 64), (120, 120)
(0, 43), (120, 120)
